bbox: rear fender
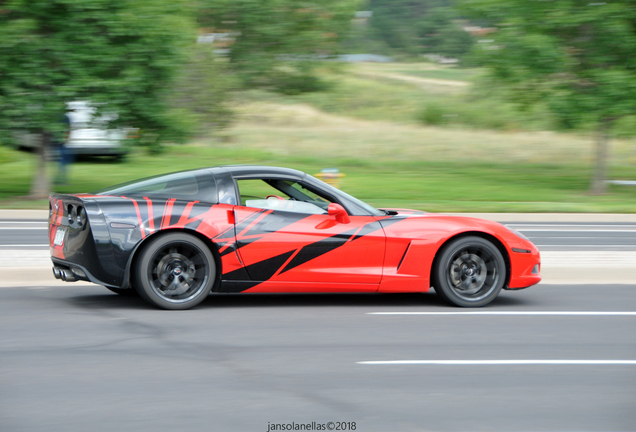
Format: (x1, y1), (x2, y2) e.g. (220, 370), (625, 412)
(122, 227), (224, 290)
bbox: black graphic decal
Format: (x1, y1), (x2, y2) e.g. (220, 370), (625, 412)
(219, 242), (236, 257)
(182, 203), (213, 231)
(377, 216), (408, 231)
(222, 264), (251, 281)
(279, 219), (388, 274)
(351, 221), (383, 242)
(280, 228), (358, 274)
(217, 280), (260, 293)
(234, 210), (266, 235)
(235, 250), (296, 281)
(234, 211), (310, 252)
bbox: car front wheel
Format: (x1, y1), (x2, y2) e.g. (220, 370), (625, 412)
(134, 233), (215, 310)
(433, 236), (506, 307)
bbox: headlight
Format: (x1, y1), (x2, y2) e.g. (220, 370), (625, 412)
(505, 225), (529, 241)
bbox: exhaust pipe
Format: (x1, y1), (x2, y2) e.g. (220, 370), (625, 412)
(53, 266), (77, 282)
(60, 269), (76, 282)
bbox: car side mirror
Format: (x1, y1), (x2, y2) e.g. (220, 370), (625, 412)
(328, 203), (350, 224)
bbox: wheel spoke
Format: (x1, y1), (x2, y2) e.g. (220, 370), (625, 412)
(147, 243), (210, 301)
(136, 234), (215, 309)
(442, 241), (504, 302)
(460, 278), (473, 291)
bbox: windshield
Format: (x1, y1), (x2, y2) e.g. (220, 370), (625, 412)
(309, 176), (384, 216)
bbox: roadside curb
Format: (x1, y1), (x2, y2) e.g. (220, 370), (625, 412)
(0, 210), (49, 220)
(1, 268), (94, 288)
(3, 266), (634, 288)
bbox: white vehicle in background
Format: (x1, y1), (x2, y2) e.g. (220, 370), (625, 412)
(15, 101), (131, 159)
(64, 101), (130, 158)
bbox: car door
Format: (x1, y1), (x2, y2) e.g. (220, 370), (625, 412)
(232, 178), (386, 290)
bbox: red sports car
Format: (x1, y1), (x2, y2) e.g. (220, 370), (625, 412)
(49, 166), (541, 310)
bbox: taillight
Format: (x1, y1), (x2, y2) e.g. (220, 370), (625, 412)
(64, 204), (87, 229)
(77, 206), (87, 228)
(67, 204), (76, 224)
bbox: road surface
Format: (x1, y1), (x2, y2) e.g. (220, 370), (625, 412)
(0, 212), (634, 431)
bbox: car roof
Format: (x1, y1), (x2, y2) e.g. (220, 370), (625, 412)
(210, 165), (306, 179)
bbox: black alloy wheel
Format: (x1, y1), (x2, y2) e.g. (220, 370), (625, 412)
(433, 236), (506, 307)
(134, 233), (215, 310)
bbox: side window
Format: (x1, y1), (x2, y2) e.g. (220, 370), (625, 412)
(236, 179), (282, 205)
(97, 171), (216, 201)
(236, 179), (327, 215)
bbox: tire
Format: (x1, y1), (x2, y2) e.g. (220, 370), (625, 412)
(134, 233), (215, 310)
(105, 286), (139, 297)
(433, 236), (506, 307)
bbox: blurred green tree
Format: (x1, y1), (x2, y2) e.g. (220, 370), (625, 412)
(0, 0), (194, 198)
(165, 44), (237, 143)
(459, 0), (636, 194)
(418, 7), (474, 58)
(353, 0), (475, 59)
(196, 0), (360, 92)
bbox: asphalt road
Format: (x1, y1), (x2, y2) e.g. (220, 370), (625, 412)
(505, 222), (636, 251)
(0, 219), (48, 249)
(1, 213), (635, 431)
(1, 284), (635, 432)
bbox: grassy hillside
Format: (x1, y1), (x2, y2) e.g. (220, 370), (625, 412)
(2, 62), (635, 212)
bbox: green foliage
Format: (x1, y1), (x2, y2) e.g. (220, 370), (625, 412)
(272, 71), (330, 96)
(417, 95), (553, 130)
(365, 0), (450, 52)
(613, 115), (636, 139)
(166, 45), (237, 141)
(459, 0), (636, 193)
(0, 145), (20, 165)
(340, 24), (394, 56)
(2, 143), (636, 212)
(459, 0), (636, 128)
(420, 102), (446, 125)
(196, 0), (360, 93)
(252, 64), (553, 131)
(418, 7), (474, 58)
(346, 0), (474, 59)
(0, 0), (195, 144)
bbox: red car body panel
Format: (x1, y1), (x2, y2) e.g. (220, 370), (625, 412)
(233, 207), (386, 289)
(48, 166), (541, 300)
(377, 212), (541, 292)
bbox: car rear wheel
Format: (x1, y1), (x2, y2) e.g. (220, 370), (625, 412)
(134, 233), (215, 310)
(433, 236), (506, 307)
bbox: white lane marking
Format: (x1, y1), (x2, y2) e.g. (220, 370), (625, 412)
(509, 224), (636, 228)
(536, 245), (636, 246)
(521, 229), (636, 232)
(0, 222), (47, 224)
(357, 360), (636, 365)
(367, 311), (636, 316)
(0, 227), (48, 230)
(529, 237), (634, 239)
(0, 244), (49, 247)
